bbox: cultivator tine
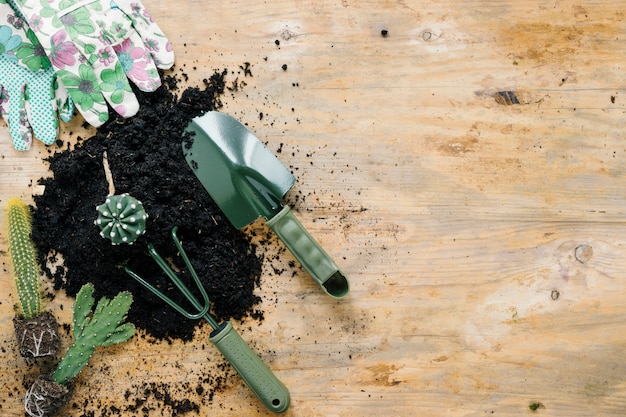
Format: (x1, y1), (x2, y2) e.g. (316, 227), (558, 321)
(124, 227), (216, 326)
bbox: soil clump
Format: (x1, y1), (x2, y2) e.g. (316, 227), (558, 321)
(31, 70), (265, 342)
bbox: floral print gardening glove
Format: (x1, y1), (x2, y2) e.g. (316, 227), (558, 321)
(8, 0), (174, 127)
(0, 0), (74, 150)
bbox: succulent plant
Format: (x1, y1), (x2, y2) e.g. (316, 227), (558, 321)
(94, 193), (147, 245)
(52, 283), (135, 383)
(6, 198), (60, 360)
(7, 198), (43, 320)
(24, 283), (136, 417)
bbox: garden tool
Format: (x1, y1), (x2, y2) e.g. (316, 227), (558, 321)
(124, 227), (290, 414)
(0, 0), (74, 150)
(182, 111), (349, 299)
(7, 0), (174, 126)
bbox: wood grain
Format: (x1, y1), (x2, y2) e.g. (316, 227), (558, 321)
(1, 0), (626, 416)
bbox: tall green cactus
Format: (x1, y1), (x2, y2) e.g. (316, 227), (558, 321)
(52, 283), (136, 384)
(6, 198), (42, 320)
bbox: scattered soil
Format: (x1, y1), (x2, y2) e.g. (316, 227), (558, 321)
(9, 53), (365, 415)
(31, 69), (266, 342)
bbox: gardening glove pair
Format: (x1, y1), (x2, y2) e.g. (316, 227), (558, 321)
(0, 0), (74, 151)
(8, 0), (174, 127)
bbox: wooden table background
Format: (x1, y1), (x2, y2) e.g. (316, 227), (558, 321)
(1, 1), (626, 416)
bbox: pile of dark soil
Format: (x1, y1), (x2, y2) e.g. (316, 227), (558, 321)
(31, 70), (265, 341)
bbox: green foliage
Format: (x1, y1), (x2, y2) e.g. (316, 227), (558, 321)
(52, 284), (135, 384)
(95, 193), (148, 245)
(6, 198), (42, 320)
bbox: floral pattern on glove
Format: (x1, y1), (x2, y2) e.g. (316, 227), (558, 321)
(48, 30), (76, 68)
(0, 25), (22, 58)
(0, 0), (74, 150)
(8, 0), (173, 126)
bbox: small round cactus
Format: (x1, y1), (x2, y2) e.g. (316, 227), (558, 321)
(94, 194), (147, 245)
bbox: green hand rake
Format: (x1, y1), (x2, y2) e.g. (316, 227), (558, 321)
(125, 227), (290, 413)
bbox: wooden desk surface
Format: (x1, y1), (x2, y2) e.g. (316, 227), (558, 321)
(2, 1), (626, 416)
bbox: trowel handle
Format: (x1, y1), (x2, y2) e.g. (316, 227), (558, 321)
(266, 205), (349, 298)
(209, 321), (290, 413)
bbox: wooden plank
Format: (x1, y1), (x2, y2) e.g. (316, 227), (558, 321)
(1, 0), (626, 416)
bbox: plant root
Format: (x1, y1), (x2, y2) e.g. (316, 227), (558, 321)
(13, 311), (61, 361)
(23, 374), (71, 417)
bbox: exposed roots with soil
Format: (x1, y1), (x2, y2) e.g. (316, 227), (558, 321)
(23, 375), (71, 417)
(13, 312), (60, 361)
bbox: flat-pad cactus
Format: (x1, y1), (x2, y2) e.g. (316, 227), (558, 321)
(95, 193), (147, 245)
(52, 283), (136, 384)
(24, 284), (135, 417)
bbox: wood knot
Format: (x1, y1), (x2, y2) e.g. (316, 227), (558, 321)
(574, 244), (593, 263)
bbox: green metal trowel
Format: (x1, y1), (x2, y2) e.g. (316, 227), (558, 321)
(183, 111), (349, 298)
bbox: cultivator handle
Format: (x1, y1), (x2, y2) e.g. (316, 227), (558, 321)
(209, 321), (290, 413)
